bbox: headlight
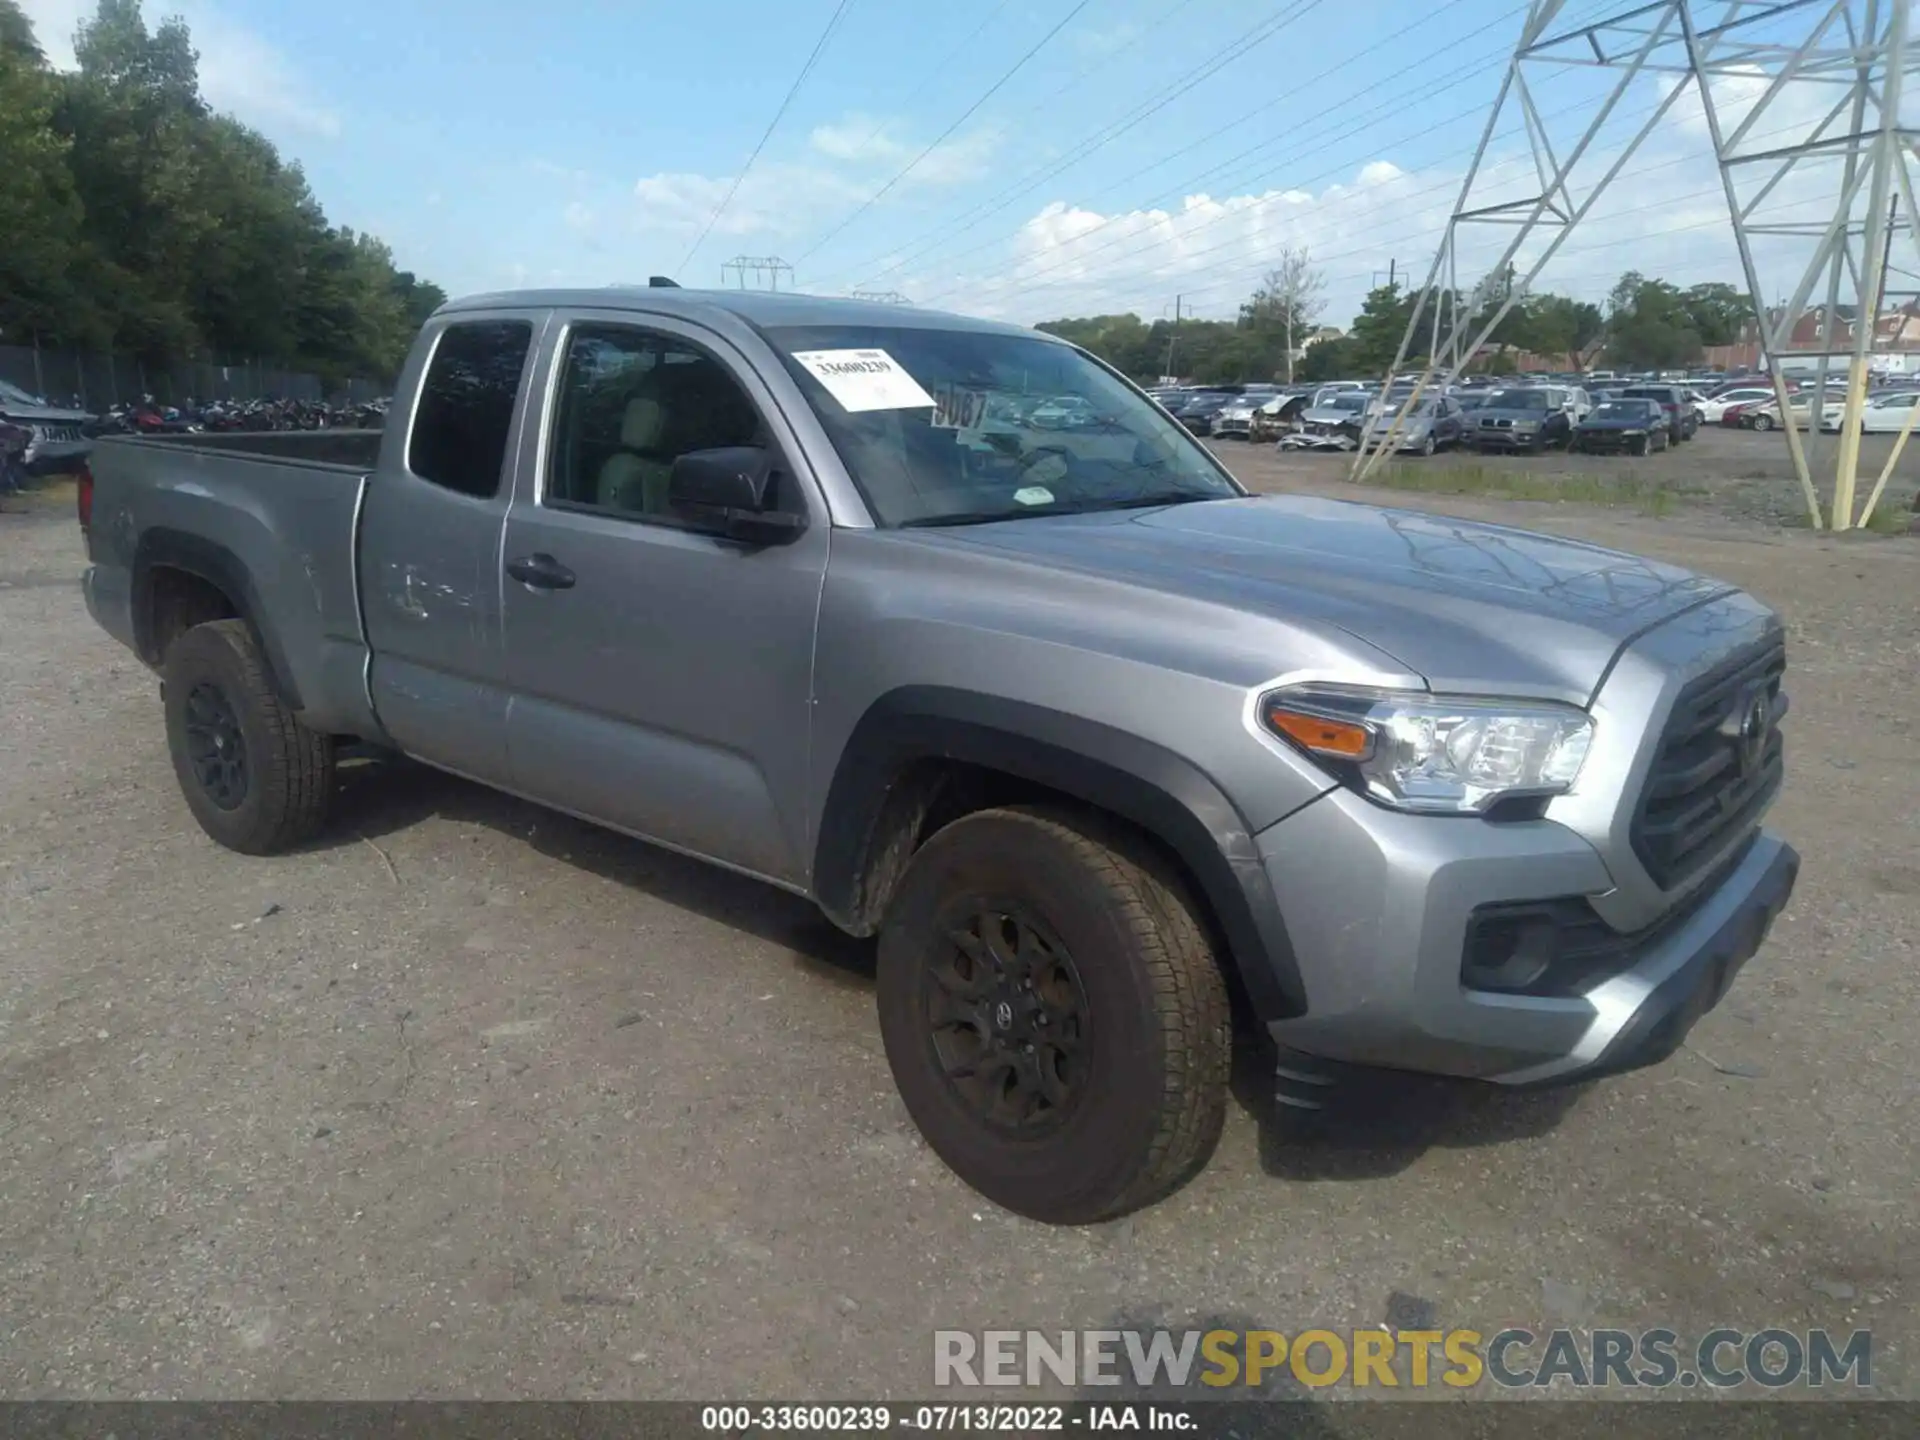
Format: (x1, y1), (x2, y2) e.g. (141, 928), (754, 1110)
(1513, 419), (1540, 430)
(1261, 686), (1594, 814)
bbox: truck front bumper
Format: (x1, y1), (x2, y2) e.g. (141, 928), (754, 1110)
(1255, 785), (1798, 1092)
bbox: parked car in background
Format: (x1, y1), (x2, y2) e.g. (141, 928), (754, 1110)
(1287, 391), (1372, 447)
(1174, 391), (1235, 436)
(1468, 388), (1573, 452)
(1249, 390), (1312, 442)
(1818, 390), (1920, 432)
(1362, 395), (1465, 456)
(1570, 398), (1671, 456)
(1741, 395), (1839, 431)
(1029, 395), (1099, 430)
(1618, 385), (1699, 443)
(1211, 394), (1264, 440)
(0, 378), (96, 479)
(1698, 387), (1776, 424)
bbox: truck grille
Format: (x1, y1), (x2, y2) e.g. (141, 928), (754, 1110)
(1631, 635), (1786, 888)
(33, 424), (83, 443)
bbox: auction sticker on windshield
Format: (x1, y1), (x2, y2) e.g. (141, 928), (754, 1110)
(791, 349), (936, 413)
(931, 384), (989, 431)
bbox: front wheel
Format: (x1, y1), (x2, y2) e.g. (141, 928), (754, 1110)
(877, 807), (1230, 1225)
(1417, 434), (1436, 457)
(162, 619), (334, 854)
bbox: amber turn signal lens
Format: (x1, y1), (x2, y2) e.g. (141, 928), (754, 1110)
(1264, 705), (1374, 759)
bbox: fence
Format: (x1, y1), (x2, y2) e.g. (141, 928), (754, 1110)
(0, 344), (392, 411)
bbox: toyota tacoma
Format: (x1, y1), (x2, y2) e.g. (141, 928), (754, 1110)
(78, 287), (1798, 1224)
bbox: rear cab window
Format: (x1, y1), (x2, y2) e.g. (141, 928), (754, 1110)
(407, 320), (536, 497)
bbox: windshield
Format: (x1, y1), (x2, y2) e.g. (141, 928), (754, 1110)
(0, 379), (48, 407)
(1325, 394), (1368, 413)
(766, 325), (1242, 527)
(1489, 389), (1550, 410)
(1593, 401), (1652, 420)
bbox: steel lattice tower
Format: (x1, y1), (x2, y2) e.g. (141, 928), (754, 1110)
(1356, 0), (1920, 529)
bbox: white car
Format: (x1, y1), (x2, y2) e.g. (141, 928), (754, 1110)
(1699, 387), (1777, 424)
(1819, 390), (1920, 432)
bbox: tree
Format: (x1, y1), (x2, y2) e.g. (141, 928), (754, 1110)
(0, 0), (438, 380)
(1240, 247), (1326, 382)
(1346, 283), (1423, 374)
(1295, 335), (1356, 384)
(0, 9), (96, 344)
(1681, 282), (1750, 346)
(1520, 293), (1606, 367)
(1605, 271), (1703, 369)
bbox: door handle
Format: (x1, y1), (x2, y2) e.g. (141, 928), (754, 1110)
(506, 553), (576, 591)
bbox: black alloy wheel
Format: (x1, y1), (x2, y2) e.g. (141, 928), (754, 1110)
(926, 903), (1091, 1135)
(183, 681), (248, 809)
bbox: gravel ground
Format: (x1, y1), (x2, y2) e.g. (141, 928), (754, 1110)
(0, 470), (1915, 1405)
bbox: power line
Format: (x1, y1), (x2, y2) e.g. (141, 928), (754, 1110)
(793, 0), (1096, 267)
(821, 0), (1483, 291)
(818, 0), (1333, 288)
(893, 0), (1624, 305)
(679, 0), (859, 272)
(919, 50), (1697, 312)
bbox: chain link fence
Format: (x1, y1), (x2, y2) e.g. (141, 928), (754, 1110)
(0, 344), (391, 410)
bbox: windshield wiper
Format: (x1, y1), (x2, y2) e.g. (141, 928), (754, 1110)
(1065, 491), (1228, 513)
(899, 510), (1031, 529)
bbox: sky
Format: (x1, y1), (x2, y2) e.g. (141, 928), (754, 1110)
(16, 0), (1911, 331)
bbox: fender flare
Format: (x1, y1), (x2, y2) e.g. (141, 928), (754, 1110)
(813, 686), (1306, 1021)
(131, 527), (303, 710)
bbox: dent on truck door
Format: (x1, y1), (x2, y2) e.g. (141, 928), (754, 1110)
(497, 316), (828, 885)
(359, 317), (539, 783)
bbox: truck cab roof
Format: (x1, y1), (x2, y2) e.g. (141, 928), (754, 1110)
(436, 287), (1042, 341)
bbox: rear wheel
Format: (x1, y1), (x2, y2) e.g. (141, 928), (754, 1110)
(1753, 413), (1774, 431)
(877, 807), (1230, 1225)
(162, 619), (334, 854)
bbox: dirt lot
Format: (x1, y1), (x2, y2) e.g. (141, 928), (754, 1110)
(1239, 421), (1920, 529)
(1, 456), (1916, 1406)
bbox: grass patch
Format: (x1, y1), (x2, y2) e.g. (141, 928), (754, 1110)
(1860, 500), (1915, 535)
(1368, 462), (1680, 517)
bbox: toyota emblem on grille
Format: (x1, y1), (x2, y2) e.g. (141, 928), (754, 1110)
(1722, 684), (1773, 774)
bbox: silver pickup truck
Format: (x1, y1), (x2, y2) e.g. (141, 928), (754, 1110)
(79, 286), (1798, 1224)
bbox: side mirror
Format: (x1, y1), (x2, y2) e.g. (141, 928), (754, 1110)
(668, 446), (807, 544)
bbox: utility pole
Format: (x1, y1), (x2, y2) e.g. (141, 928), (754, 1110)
(1163, 295), (1183, 381)
(721, 255), (794, 291)
(1352, 0), (1920, 529)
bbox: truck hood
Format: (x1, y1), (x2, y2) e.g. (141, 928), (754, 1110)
(1, 403), (92, 425)
(907, 495), (1734, 699)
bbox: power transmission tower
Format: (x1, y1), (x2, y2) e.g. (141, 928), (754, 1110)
(721, 255), (795, 291)
(1354, 1), (1920, 530)
(848, 288), (912, 304)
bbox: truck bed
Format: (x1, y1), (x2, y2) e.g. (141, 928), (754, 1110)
(124, 428), (385, 470)
(85, 429), (381, 738)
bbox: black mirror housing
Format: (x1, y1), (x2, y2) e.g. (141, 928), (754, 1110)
(668, 446), (807, 543)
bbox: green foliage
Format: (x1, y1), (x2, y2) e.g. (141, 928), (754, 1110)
(1035, 260), (1751, 388)
(1604, 271), (1704, 370)
(1679, 282), (1749, 346)
(0, 0), (434, 380)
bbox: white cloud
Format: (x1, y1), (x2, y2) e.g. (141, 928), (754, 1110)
(806, 113), (999, 185)
(893, 65), (1902, 326)
(17, 0), (340, 139)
